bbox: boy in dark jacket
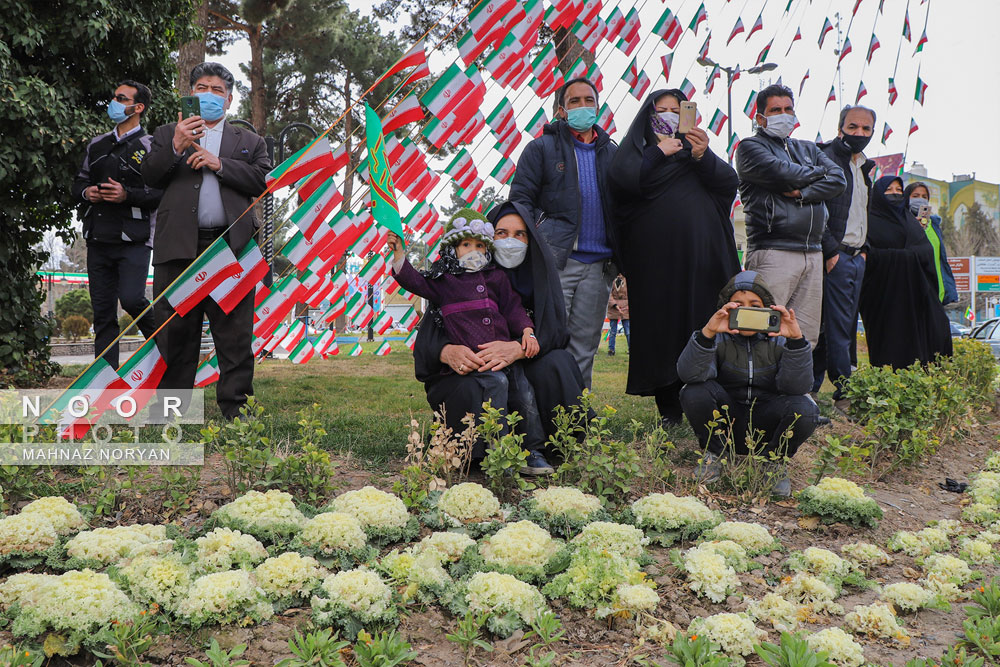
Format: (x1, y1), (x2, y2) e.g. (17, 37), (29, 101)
(677, 270), (819, 497)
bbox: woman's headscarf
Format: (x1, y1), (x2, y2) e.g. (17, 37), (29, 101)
(867, 175), (911, 248)
(609, 88), (689, 197)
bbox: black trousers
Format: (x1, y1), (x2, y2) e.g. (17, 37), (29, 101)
(679, 380), (819, 458)
(87, 242), (156, 369)
(153, 229), (254, 419)
(424, 348), (585, 458)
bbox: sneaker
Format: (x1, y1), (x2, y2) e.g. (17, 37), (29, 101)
(521, 450), (555, 476)
(607, 349), (615, 356)
(833, 398), (852, 420)
(694, 452), (721, 484)
(764, 462), (792, 498)
(816, 414), (832, 427)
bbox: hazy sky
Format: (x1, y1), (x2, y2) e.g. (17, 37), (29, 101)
(217, 0), (1000, 194)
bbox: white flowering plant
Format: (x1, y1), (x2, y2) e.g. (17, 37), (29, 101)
(702, 521), (780, 556)
(457, 521), (568, 583)
(785, 547), (872, 591)
(377, 548), (451, 604)
(515, 486), (610, 538)
(598, 583), (660, 624)
(775, 573), (844, 615)
(0, 512), (61, 569)
(412, 531), (476, 564)
(626, 493), (723, 546)
(542, 547), (652, 611)
(210, 490), (307, 544)
(421, 484), (507, 538)
(7, 569), (138, 650)
(443, 571), (547, 638)
(113, 553), (193, 612)
(795, 477), (883, 528)
(687, 613), (765, 667)
(960, 537), (1000, 565)
(840, 542), (893, 572)
(746, 593), (807, 632)
(254, 552), (327, 611)
(672, 543), (742, 603)
(887, 528), (950, 557)
(328, 486), (419, 546)
(58, 524), (174, 570)
(311, 567), (398, 636)
(843, 602), (909, 643)
(571, 521), (651, 564)
(176, 569), (273, 628)
(194, 527), (269, 573)
(879, 582), (950, 613)
(20, 497), (87, 536)
(805, 627), (865, 667)
(288, 511), (377, 569)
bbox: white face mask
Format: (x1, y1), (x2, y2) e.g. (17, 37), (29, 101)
(458, 250), (489, 272)
(494, 237), (528, 268)
(657, 111), (679, 134)
(761, 113), (798, 140)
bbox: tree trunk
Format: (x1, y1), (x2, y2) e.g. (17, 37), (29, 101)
(553, 30), (593, 109)
(176, 0), (208, 95)
(248, 23), (267, 136)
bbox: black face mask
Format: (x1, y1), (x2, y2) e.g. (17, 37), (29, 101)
(840, 133), (872, 153)
(885, 193), (905, 205)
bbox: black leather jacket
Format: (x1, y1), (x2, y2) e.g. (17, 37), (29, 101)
(736, 131), (846, 252)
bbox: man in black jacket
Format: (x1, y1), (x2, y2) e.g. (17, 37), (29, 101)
(72, 80), (162, 368)
(812, 106), (876, 412)
(510, 77), (618, 389)
(736, 84), (846, 349)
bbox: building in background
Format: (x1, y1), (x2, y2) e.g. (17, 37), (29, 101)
(903, 162), (1000, 231)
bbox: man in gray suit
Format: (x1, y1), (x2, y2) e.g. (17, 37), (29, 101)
(143, 62), (270, 419)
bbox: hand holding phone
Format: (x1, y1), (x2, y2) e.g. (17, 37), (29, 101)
(728, 306), (781, 334)
(916, 203), (932, 219)
(173, 98), (205, 154)
(677, 101), (697, 135)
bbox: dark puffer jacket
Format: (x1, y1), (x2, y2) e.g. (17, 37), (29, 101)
(736, 131), (846, 253)
(676, 269), (814, 402)
(819, 137), (875, 259)
(509, 119), (620, 270)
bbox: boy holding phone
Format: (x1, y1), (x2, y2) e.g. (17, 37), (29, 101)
(676, 270), (819, 497)
(72, 79), (162, 368)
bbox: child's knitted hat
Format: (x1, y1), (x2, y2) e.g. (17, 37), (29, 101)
(441, 208), (495, 250)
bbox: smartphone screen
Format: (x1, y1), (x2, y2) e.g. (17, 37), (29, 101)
(917, 204), (932, 219)
(730, 307), (780, 333)
(678, 101), (697, 134)
(180, 95), (201, 119)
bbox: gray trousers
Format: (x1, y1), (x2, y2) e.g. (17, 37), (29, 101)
(558, 258), (614, 389)
(745, 248), (823, 348)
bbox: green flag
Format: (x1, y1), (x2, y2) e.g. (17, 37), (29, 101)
(364, 103), (405, 244)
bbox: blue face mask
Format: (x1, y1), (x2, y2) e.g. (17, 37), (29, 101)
(107, 100), (134, 124)
(565, 106), (597, 131)
(195, 92), (227, 121)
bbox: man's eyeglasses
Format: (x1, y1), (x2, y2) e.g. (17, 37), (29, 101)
(113, 95), (134, 103)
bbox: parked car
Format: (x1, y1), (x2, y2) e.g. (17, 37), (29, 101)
(950, 321), (971, 338)
(970, 318), (1000, 360)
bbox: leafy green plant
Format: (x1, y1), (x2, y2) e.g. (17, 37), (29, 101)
(809, 435), (870, 485)
(90, 606), (162, 666)
(705, 406), (792, 500)
(445, 613), (493, 665)
(546, 391), (643, 505)
(55, 289), (93, 323)
(184, 639), (250, 667)
(0, 643), (44, 667)
(755, 632), (836, 667)
(524, 611), (565, 649)
(62, 314), (91, 341)
(272, 404), (339, 504)
(276, 628), (349, 667)
(200, 397), (279, 497)
(966, 579), (1000, 620)
(630, 419), (678, 493)
(478, 402), (534, 500)
(155, 466), (202, 519)
(636, 632), (733, 667)
(960, 615), (1000, 659)
(352, 630), (417, 667)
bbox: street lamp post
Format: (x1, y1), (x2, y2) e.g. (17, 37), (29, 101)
(696, 57), (778, 164)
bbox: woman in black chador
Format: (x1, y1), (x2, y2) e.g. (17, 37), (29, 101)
(609, 88), (741, 425)
(859, 175), (952, 368)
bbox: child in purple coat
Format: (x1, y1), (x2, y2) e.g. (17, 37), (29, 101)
(387, 208), (554, 475)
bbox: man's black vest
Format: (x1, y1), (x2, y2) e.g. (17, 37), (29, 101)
(82, 129), (153, 244)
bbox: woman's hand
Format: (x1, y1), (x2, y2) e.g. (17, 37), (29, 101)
(476, 340), (525, 371)
(440, 344), (485, 375)
(686, 127), (709, 160)
(657, 136), (684, 157)
(701, 302), (740, 338)
(770, 305), (803, 340)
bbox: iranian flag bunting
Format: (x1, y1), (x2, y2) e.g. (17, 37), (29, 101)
(881, 122), (893, 143)
(260, 323), (289, 355)
(254, 283), (270, 309)
(630, 71), (651, 100)
(856, 80), (868, 103)
(398, 306), (419, 331)
(254, 275), (300, 338)
(163, 237), (240, 316)
(679, 78), (696, 100)
(322, 296), (346, 323)
(404, 328), (417, 351)
(358, 253), (387, 286)
(420, 64), (473, 120)
(653, 8), (682, 48)
(887, 77), (898, 104)
(374, 341), (391, 356)
(373, 310), (393, 335)
(914, 29), (928, 53)
(307, 274), (334, 308)
(526, 108), (548, 138)
(866, 34), (880, 62)
(785, 28), (802, 56)
(915, 75), (928, 105)
(290, 178), (341, 239)
(316, 329), (337, 357)
(902, 10), (911, 41)
(688, 2), (707, 33)
(491, 156), (516, 184)
(41, 357), (129, 435)
(377, 40), (428, 86)
(597, 104), (615, 135)
(209, 239), (269, 314)
(698, 33), (711, 60)
(194, 353), (219, 387)
(349, 342), (363, 356)
(469, 0), (517, 42)
(621, 7), (640, 41)
(818, 17), (834, 47)
(756, 38), (773, 65)
(727, 17), (744, 45)
(743, 91), (757, 118)
(494, 126), (521, 158)
(615, 34), (639, 55)
(605, 6), (624, 37)
(280, 320), (307, 351)
(798, 69), (810, 96)
(457, 29), (490, 64)
(826, 85), (837, 104)
(727, 133), (739, 162)
(909, 119), (919, 136)
(747, 13), (763, 39)
(838, 37), (852, 63)
(289, 338), (316, 364)
(281, 229), (323, 272)
(382, 94), (425, 134)
(708, 109), (727, 136)
(112, 338), (165, 415)
(345, 291), (367, 321)
(661, 53), (674, 82)
(266, 136), (338, 191)
(330, 270), (348, 301)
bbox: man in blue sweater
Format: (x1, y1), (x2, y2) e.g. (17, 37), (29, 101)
(510, 77), (619, 388)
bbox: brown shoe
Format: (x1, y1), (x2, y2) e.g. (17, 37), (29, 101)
(833, 398), (851, 419)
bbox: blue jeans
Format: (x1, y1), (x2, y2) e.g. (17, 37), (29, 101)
(813, 252), (865, 399)
(608, 319), (630, 352)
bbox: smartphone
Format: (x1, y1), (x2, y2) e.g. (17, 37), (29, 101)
(180, 95), (201, 119)
(729, 307), (781, 334)
(678, 101), (697, 134)
(916, 203), (932, 219)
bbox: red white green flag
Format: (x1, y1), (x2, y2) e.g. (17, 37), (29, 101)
(289, 338), (316, 364)
(469, 0), (517, 42)
(266, 136), (338, 191)
(404, 328), (417, 351)
(855, 81), (868, 103)
(382, 94), (425, 134)
(306, 274), (334, 308)
(257, 323), (287, 355)
(281, 228), (324, 272)
(756, 38), (773, 65)
(420, 64), (474, 120)
(526, 108), (548, 138)
(799, 69), (810, 96)
(398, 306), (419, 331)
(280, 319), (307, 351)
(909, 119), (919, 136)
(358, 253), (387, 286)
(661, 53), (674, 82)
(494, 127), (521, 158)
(866, 34), (880, 62)
(881, 123), (893, 144)
(346, 292), (374, 328)
(785, 28), (802, 56)
(748, 13), (763, 39)
(457, 29), (490, 65)
(615, 35), (639, 56)
(194, 353), (219, 387)
(163, 236), (240, 316)
(373, 310), (393, 335)
(688, 2), (707, 33)
(915, 75), (928, 105)
(317, 329), (338, 357)
(708, 109), (727, 136)
(291, 177), (341, 240)
(652, 8), (682, 48)
(743, 92), (757, 118)
(116, 337), (166, 397)
(826, 85), (837, 104)
(838, 37), (852, 63)
(914, 28), (928, 53)
(254, 275), (300, 338)
(322, 295), (346, 323)
(888, 77), (898, 104)
(818, 17), (834, 47)
(209, 239), (269, 314)
(376, 40), (429, 88)
(630, 71), (651, 100)
(349, 342), (363, 357)
(491, 157), (516, 185)
(727, 17), (744, 45)
(902, 10), (911, 41)
(679, 78), (696, 100)
(41, 357), (129, 435)
(374, 341), (391, 356)
(606, 7), (625, 37)
(349, 221), (386, 258)
(727, 133), (739, 161)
